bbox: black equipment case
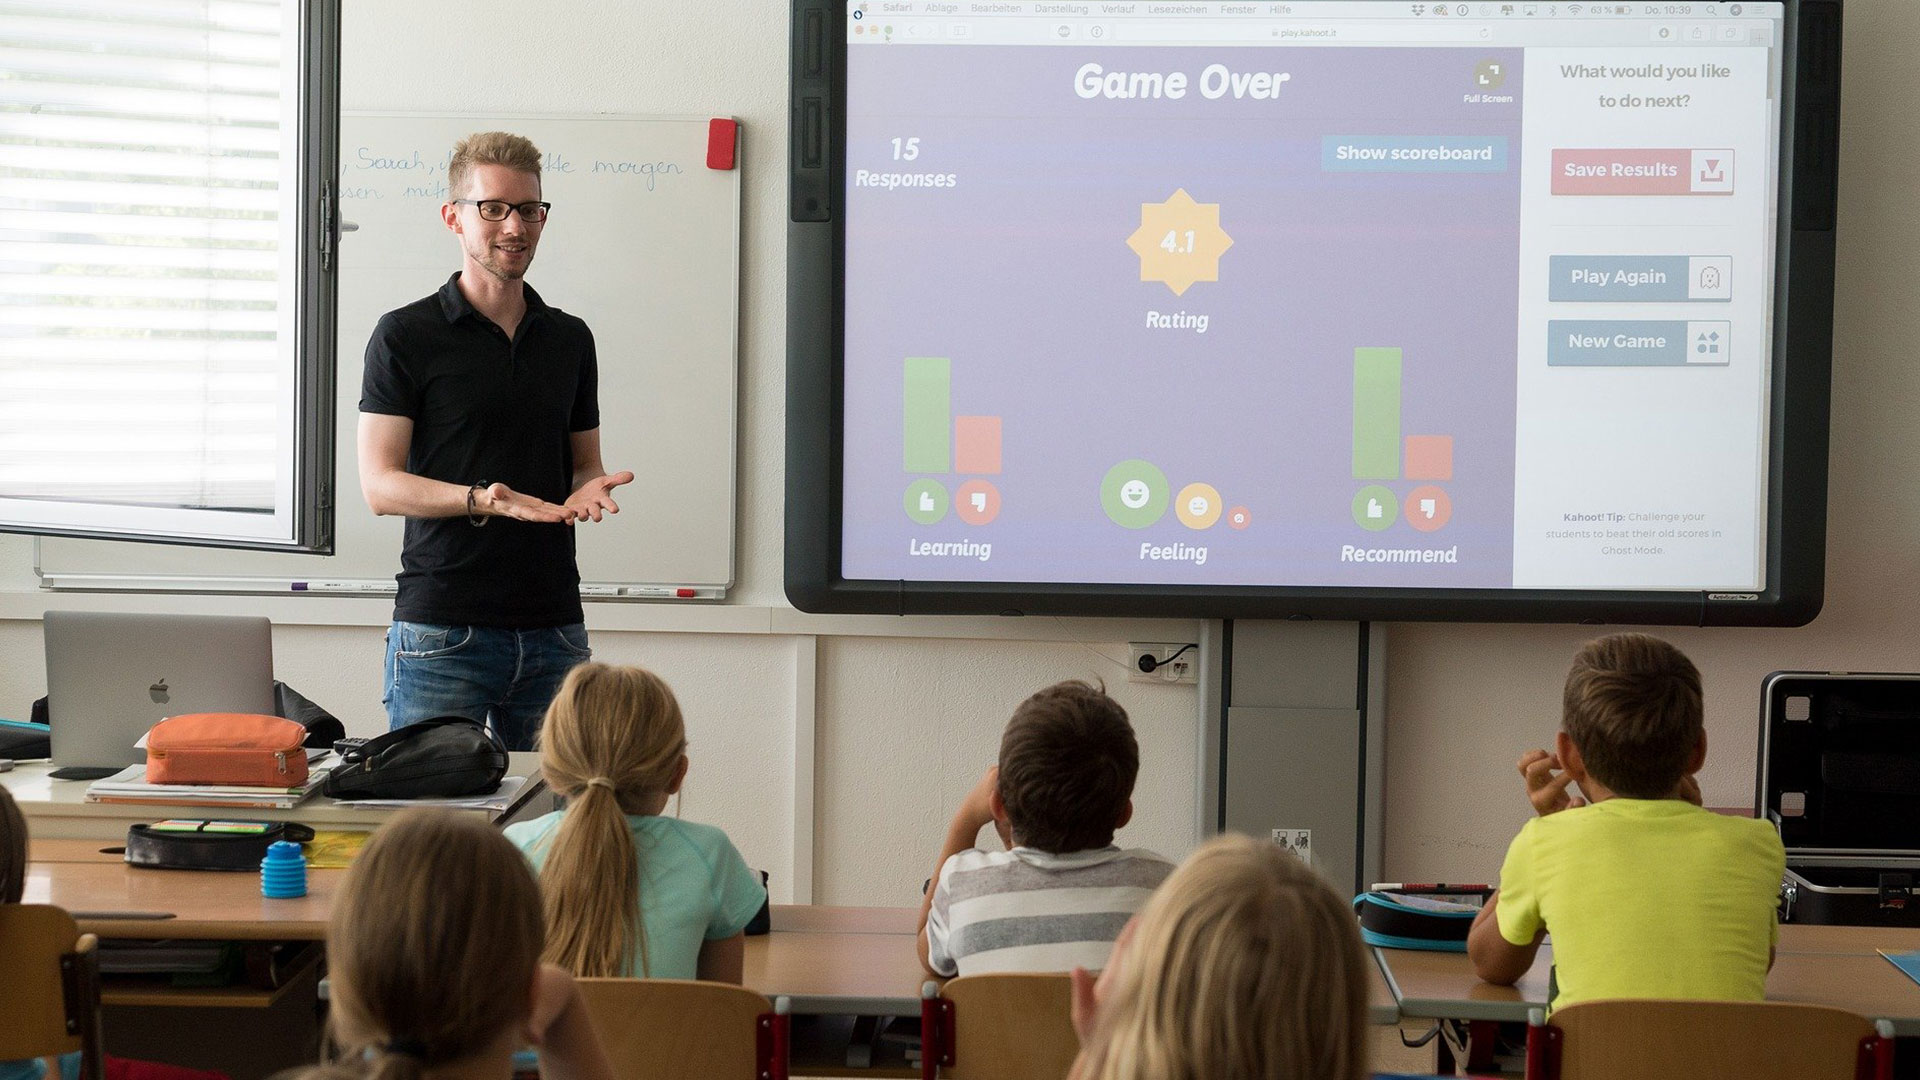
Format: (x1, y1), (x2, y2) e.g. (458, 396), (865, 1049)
(1759, 672), (1920, 926)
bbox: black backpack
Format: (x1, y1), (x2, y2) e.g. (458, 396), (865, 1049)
(322, 716), (508, 800)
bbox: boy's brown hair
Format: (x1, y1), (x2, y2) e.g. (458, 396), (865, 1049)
(1562, 632), (1704, 799)
(997, 680), (1139, 854)
(447, 131), (542, 202)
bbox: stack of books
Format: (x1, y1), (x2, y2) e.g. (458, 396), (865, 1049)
(85, 762), (332, 810)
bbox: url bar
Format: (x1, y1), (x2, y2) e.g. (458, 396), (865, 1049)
(1111, 21), (1493, 42)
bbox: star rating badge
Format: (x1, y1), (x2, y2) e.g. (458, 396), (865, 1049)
(1126, 188), (1234, 296)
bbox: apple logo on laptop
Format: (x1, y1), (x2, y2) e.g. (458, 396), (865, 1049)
(149, 679), (169, 705)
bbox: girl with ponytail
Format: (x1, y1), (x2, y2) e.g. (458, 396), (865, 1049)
(504, 663), (765, 980)
(303, 809), (613, 1080)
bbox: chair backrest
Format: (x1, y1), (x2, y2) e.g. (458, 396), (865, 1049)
(576, 978), (783, 1080)
(0, 904), (102, 1074)
(933, 973), (1078, 1080)
(1534, 998), (1889, 1080)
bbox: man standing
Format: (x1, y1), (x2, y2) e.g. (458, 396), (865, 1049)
(358, 131), (632, 751)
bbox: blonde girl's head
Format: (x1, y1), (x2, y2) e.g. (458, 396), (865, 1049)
(321, 809), (544, 1080)
(1070, 832), (1370, 1080)
(536, 662), (689, 977)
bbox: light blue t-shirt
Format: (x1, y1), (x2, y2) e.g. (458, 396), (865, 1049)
(0, 1054), (80, 1080)
(504, 811), (765, 979)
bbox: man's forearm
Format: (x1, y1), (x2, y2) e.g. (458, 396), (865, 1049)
(363, 468), (476, 519)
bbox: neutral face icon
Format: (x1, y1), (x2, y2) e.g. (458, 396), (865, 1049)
(149, 679), (169, 705)
(1120, 480), (1151, 509)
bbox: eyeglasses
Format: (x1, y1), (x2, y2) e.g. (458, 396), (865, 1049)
(453, 199), (551, 223)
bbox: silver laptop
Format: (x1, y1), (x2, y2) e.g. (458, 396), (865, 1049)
(44, 610), (276, 775)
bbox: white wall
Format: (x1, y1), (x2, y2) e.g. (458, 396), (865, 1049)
(2, 0), (1910, 903)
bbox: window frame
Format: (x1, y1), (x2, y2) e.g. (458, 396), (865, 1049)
(0, 0), (341, 554)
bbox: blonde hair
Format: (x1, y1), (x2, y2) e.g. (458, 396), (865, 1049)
(537, 662), (688, 978)
(447, 131), (541, 202)
(307, 810), (543, 1080)
(1070, 833), (1370, 1080)
(0, 785), (25, 904)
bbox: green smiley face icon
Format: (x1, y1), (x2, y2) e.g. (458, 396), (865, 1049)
(1101, 460), (1169, 529)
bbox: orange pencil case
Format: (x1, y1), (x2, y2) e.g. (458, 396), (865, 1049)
(145, 713), (309, 787)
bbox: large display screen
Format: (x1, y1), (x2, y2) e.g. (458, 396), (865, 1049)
(787, 0), (1840, 623)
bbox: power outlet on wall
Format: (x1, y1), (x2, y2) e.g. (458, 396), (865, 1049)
(1127, 642), (1198, 684)
(1271, 828), (1312, 865)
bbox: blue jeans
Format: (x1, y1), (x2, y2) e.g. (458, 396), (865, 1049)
(383, 621), (591, 751)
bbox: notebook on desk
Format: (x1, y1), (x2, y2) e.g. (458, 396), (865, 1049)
(44, 610), (276, 777)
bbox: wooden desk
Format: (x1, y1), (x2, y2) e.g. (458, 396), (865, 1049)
(20, 868), (1401, 1027)
(26, 839), (340, 940)
(1376, 924), (1920, 1035)
(746, 906), (926, 1015)
(3, 752), (552, 839)
(747, 905), (1400, 1025)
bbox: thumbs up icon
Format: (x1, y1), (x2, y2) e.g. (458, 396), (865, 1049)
(919, 491), (935, 512)
(1367, 498), (1383, 519)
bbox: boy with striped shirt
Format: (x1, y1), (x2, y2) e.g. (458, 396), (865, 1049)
(917, 680), (1174, 977)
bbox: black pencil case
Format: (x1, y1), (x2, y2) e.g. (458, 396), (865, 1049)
(125, 820), (315, 871)
(1354, 890), (1485, 951)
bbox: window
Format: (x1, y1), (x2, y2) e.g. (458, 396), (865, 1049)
(0, 0), (339, 550)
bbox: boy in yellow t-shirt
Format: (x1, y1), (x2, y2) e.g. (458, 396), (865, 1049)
(1467, 633), (1785, 1009)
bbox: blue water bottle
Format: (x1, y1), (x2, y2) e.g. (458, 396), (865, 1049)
(261, 840), (308, 898)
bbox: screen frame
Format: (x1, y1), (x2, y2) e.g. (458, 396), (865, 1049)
(787, 0), (1840, 625)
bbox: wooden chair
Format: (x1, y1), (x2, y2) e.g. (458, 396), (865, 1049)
(1525, 999), (1895, 1080)
(575, 978), (789, 1080)
(0, 905), (105, 1080)
(919, 973), (1078, 1080)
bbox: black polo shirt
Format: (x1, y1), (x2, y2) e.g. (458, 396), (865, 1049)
(359, 273), (599, 627)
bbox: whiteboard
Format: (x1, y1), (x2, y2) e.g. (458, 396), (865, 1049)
(40, 113), (738, 597)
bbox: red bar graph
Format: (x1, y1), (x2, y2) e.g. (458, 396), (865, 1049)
(955, 416), (1002, 474)
(1404, 435), (1453, 481)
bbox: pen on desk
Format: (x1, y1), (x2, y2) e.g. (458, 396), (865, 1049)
(1370, 883), (1493, 893)
(69, 911), (177, 921)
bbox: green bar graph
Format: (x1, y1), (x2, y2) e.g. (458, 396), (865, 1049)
(1352, 347), (1402, 480)
(903, 356), (951, 473)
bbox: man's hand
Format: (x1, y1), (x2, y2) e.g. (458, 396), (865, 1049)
(477, 482), (575, 524)
(1518, 748), (1587, 816)
(564, 471), (636, 523)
